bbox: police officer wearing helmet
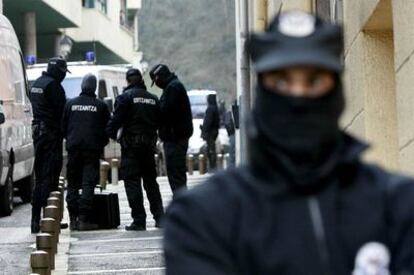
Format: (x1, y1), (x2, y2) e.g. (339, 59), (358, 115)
(30, 57), (69, 233)
(149, 64), (193, 195)
(107, 68), (164, 231)
(163, 12), (414, 274)
(62, 74), (110, 231)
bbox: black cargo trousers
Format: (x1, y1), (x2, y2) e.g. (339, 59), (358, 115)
(32, 123), (63, 221)
(164, 139), (189, 195)
(66, 150), (100, 221)
(121, 145), (164, 227)
(206, 131), (218, 171)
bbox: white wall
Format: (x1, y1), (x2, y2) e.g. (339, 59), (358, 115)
(0, 0), (3, 14)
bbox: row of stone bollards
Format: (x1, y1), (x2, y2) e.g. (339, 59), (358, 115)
(187, 153), (231, 175)
(30, 177), (66, 275)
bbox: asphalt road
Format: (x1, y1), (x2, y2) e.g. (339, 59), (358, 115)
(0, 197), (34, 275)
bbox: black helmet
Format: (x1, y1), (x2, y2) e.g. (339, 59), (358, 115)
(247, 11), (343, 73)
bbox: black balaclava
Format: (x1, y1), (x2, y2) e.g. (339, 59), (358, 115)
(46, 57), (69, 83)
(247, 11), (345, 192)
(80, 74), (97, 97)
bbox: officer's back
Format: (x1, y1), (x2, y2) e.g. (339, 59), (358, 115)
(62, 74), (110, 152)
(107, 70), (160, 146)
(30, 57), (68, 130)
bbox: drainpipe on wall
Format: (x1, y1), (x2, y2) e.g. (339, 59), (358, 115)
(235, 0), (251, 164)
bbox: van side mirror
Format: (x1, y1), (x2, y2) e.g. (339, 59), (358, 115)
(104, 97), (113, 113)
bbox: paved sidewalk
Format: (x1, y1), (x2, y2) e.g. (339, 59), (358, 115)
(62, 174), (208, 275)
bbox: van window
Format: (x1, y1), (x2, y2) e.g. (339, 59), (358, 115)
(112, 86), (119, 97)
(98, 80), (108, 99)
(19, 53), (30, 100)
(0, 46), (24, 103)
(62, 77), (83, 99)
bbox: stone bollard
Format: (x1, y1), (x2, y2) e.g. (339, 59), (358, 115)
(47, 198), (61, 220)
(49, 192), (63, 222)
(187, 154), (194, 175)
(154, 154), (160, 176)
(199, 154), (206, 175)
(59, 179), (65, 190)
(40, 218), (58, 254)
(217, 154), (224, 170)
(43, 206), (60, 237)
(100, 161), (110, 190)
(111, 159), (119, 185)
(30, 250), (50, 275)
(224, 153), (230, 169)
(36, 233), (54, 270)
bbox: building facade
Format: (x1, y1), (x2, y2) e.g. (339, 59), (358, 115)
(236, 0), (413, 174)
(3, 0), (141, 65)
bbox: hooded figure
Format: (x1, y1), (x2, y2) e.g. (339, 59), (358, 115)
(163, 11), (414, 275)
(62, 73), (110, 231)
(201, 94), (220, 170)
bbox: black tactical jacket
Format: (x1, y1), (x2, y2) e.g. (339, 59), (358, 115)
(30, 72), (66, 130)
(164, 134), (414, 275)
(106, 83), (160, 148)
(159, 77), (193, 142)
(62, 91), (110, 152)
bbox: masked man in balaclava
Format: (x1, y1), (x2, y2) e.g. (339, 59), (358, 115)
(163, 12), (414, 275)
(30, 57), (69, 233)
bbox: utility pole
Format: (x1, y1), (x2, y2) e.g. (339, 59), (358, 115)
(235, 0), (251, 164)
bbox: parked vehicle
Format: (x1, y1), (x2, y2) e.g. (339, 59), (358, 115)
(27, 63), (129, 171)
(0, 15), (35, 215)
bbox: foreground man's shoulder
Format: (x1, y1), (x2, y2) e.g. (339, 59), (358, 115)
(361, 162), (414, 208)
(168, 167), (249, 214)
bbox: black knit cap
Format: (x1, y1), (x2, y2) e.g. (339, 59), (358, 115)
(247, 11), (343, 73)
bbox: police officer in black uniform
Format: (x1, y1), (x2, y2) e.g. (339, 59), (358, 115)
(149, 64), (193, 195)
(107, 68), (164, 231)
(163, 12), (414, 275)
(30, 57), (68, 233)
(62, 74), (110, 231)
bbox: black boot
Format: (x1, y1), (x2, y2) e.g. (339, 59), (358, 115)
(31, 207), (41, 234)
(125, 222), (146, 231)
(69, 216), (79, 231)
(78, 215), (99, 231)
(31, 220), (40, 234)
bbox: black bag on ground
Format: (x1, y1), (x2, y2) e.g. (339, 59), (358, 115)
(91, 192), (120, 229)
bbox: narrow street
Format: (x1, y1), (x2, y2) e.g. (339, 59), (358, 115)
(0, 174), (208, 275)
(66, 175), (208, 274)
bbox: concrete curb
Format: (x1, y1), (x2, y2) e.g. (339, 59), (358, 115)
(52, 205), (70, 274)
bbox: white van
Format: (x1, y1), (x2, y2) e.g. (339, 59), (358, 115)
(27, 63), (129, 164)
(0, 15), (35, 215)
